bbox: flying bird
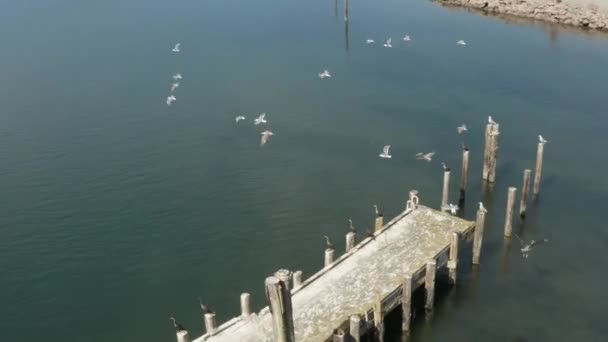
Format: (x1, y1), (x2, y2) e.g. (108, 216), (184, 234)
(479, 202), (487, 213)
(235, 115), (246, 123)
(348, 219), (356, 233)
(198, 298), (214, 314)
(403, 35), (411, 41)
(457, 124), (468, 134)
(441, 203), (459, 215)
(260, 130), (274, 146)
(383, 38), (392, 48)
(166, 95), (176, 106)
(488, 115), (497, 125)
(254, 113), (267, 125)
(373, 204), (383, 217)
(324, 235), (334, 250)
(318, 70), (332, 79)
(514, 234), (549, 258)
(366, 39), (375, 44)
(457, 40), (466, 46)
(169, 317), (186, 332)
(173, 73), (183, 81)
(379, 145), (392, 159)
(415, 151), (435, 162)
(170, 83), (179, 92)
(539, 135), (548, 144)
(172, 43), (181, 52)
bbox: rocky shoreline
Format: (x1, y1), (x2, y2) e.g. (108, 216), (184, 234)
(435, 0), (608, 31)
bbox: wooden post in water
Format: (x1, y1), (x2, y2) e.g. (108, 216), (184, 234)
(533, 142), (545, 196)
(482, 124), (492, 181)
(401, 274), (413, 333)
(460, 147), (470, 201)
(424, 260), (437, 311)
(332, 328), (346, 342)
(275, 269), (292, 291)
(504, 187), (517, 238)
(344, 0), (349, 21)
(325, 248), (335, 267)
(488, 124), (499, 183)
(346, 232), (356, 252)
(374, 216), (383, 232)
(204, 313), (217, 336)
(349, 314), (361, 342)
(292, 270), (303, 289)
(373, 297), (384, 342)
(176, 330), (191, 342)
(448, 232), (459, 285)
(519, 169), (532, 217)
(240, 293), (251, 317)
(409, 189), (419, 209)
(265, 276), (295, 342)
(472, 207), (487, 265)
(441, 168), (451, 211)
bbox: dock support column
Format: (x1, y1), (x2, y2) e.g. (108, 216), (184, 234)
(176, 330), (191, 342)
(483, 123), (500, 182)
(401, 274), (413, 333)
(472, 207), (487, 265)
(504, 187), (517, 238)
(349, 314), (361, 342)
(240, 293), (251, 317)
(292, 270), (303, 289)
(374, 216), (383, 232)
(459, 147), (470, 201)
(204, 313), (217, 336)
(332, 328), (346, 342)
(344, 0), (349, 21)
(274, 269), (292, 291)
(265, 276), (295, 342)
(346, 232), (356, 252)
(424, 260), (437, 311)
(441, 168), (451, 211)
(373, 297), (384, 342)
(533, 142), (545, 196)
(325, 248), (335, 267)
(519, 169), (532, 217)
(448, 232), (459, 285)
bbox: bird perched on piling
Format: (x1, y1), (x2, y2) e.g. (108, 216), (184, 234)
(169, 316), (186, 332)
(488, 115), (497, 125)
(479, 202), (487, 213)
(457, 124), (468, 134)
(348, 219), (356, 233)
(198, 297), (214, 315)
(324, 235), (334, 250)
(442, 162), (450, 172)
(538, 135), (548, 144)
(373, 204), (383, 217)
(415, 151), (435, 162)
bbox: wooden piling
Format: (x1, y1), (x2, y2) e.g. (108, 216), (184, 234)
(533, 142), (545, 196)
(346, 232), (356, 252)
(204, 313), (217, 336)
(176, 330), (191, 342)
(265, 276), (295, 342)
(448, 232), (459, 285)
(332, 328), (346, 342)
(459, 147), (470, 200)
(374, 216), (383, 232)
(519, 169), (532, 217)
(409, 190), (419, 208)
(325, 248), (335, 267)
(401, 275), (413, 333)
(441, 169), (451, 211)
(292, 270), (303, 289)
(274, 269), (292, 291)
(472, 207), (487, 265)
(504, 187), (517, 238)
(344, 0), (349, 21)
(482, 124), (492, 181)
(373, 297), (384, 342)
(240, 293), (251, 317)
(349, 314), (361, 342)
(488, 124), (499, 183)
(424, 260), (437, 311)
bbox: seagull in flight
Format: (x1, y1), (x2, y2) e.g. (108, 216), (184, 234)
(383, 38), (392, 48)
(441, 203), (459, 215)
(166, 95), (176, 106)
(172, 43), (181, 53)
(479, 202), (487, 213)
(488, 115), (497, 125)
(379, 145), (392, 159)
(539, 135), (548, 144)
(260, 130), (274, 146)
(318, 70), (332, 79)
(172, 73), (183, 81)
(254, 113), (267, 125)
(457, 40), (466, 46)
(169, 317), (186, 332)
(457, 124), (468, 134)
(198, 297), (214, 314)
(170, 83), (179, 92)
(403, 35), (411, 41)
(366, 39), (375, 44)
(235, 115), (246, 123)
(415, 151), (435, 162)
(324, 235), (334, 250)
(514, 234), (549, 258)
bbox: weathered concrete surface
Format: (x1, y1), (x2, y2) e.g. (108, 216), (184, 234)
(435, 0), (608, 31)
(194, 206), (474, 342)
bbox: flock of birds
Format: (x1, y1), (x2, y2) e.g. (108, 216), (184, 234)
(365, 35), (466, 47)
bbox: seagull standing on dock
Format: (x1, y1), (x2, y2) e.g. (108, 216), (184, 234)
(383, 38), (392, 48)
(170, 83), (179, 92)
(441, 203), (459, 215)
(366, 39), (375, 44)
(235, 115), (246, 123)
(403, 35), (411, 41)
(260, 130), (274, 146)
(173, 73), (183, 81)
(318, 70), (332, 79)
(198, 298), (214, 314)
(166, 95), (176, 106)
(169, 317), (186, 332)
(479, 202), (487, 213)
(379, 145), (392, 159)
(324, 235), (334, 250)
(514, 234), (549, 258)
(457, 40), (466, 46)
(488, 115), (497, 125)
(254, 113), (267, 125)
(539, 135), (548, 144)
(172, 43), (181, 52)
(348, 219), (356, 233)
(457, 124), (468, 134)
(415, 151), (435, 162)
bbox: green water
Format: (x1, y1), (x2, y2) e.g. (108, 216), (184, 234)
(1, 0), (608, 341)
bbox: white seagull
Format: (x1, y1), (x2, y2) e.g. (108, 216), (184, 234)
(539, 135), (548, 144)
(366, 39), (375, 44)
(235, 116), (246, 123)
(441, 203), (459, 215)
(457, 124), (468, 134)
(172, 43), (181, 52)
(170, 83), (179, 92)
(415, 151), (435, 162)
(479, 202), (487, 213)
(488, 115), (497, 125)
(260, 130), (274, 146)
(383, 38), (392, 48)
(457, 40), (466, 46)
(254, 113), (267, 125)
(514, 234), (549, 258)
(379, 145), (392, 159)
(173, 73), (183, 81)
(318, 70), (332, 79)
(166, 95), (176, 106)
(403, 35), (411, 42)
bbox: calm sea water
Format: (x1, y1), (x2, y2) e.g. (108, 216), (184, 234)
(1, 0), (608, 341)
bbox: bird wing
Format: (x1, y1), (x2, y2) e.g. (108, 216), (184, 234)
(529, 239), (548, 248)
(260, 133), (269, 146)
(388, 38), (392, 44)
(383, 145), (390, 154)
(513, 233), (525, 246)
(425, 152), (435, 158)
